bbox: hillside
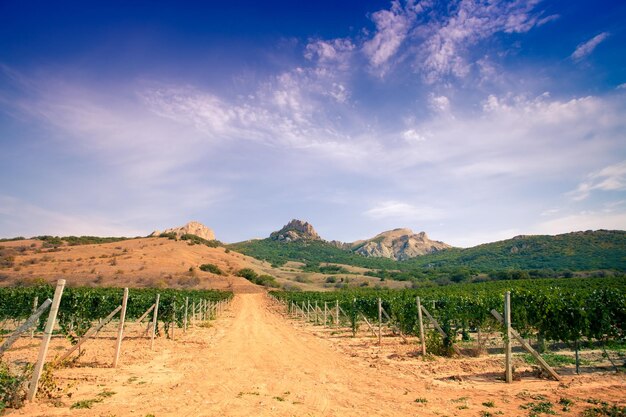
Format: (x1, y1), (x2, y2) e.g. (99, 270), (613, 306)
(402, 230), (626, 271)
(0, 237), (256, 292)
(230, 230), (626, 276)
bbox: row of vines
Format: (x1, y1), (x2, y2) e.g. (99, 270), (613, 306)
(0, 285), (233, 340)
(271, 277), (626, 348)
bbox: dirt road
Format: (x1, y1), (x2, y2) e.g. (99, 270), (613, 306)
(13, 289), (626, 417)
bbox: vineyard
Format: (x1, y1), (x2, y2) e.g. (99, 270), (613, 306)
(270, 277), (626, 369)
(0, 282), (233, 410)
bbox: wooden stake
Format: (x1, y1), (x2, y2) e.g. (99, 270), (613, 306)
(57, 305), (122, 363)
(324, 302), (328, 327)
(27, 279), (65, 401)
(113, 288), (129, 368)
(31, 296), (38, 339)
(378, 298), (382, 345)
(504, 291), (513, 383)
(381, 307), (408, 343)
(420, 305), (463, 356)
(335, 300), (339, 327)
(137, 303), (156, 323)
(184, 297), (189, 332)
(0, 299), (52, 356)
(171, 302), (176, 340)
(417, 297), (426, 356)
(490, 309), (560, 381)
(150, 294), (160, 350)
(359, 313), (378, 337)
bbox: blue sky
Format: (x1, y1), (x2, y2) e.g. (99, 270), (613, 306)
(1, 0), (625, 247)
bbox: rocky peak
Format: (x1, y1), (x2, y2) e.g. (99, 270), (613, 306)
(349, 228), (451, 260)
(150, 221), (216, 241)
(270, 219), (321, 242)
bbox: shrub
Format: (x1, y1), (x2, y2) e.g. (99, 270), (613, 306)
(199, 264), (224, 275)
(0, 362), (27, 411)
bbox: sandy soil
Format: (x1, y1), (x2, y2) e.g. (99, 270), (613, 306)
(5, 284), (625, 417)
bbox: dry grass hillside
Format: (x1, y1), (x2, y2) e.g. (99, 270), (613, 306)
(0, 237), (407, 291)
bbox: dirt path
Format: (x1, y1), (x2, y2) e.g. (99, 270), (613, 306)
(12, 290), (626, 417)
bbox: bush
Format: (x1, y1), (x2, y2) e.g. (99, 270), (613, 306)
(199, 263), (224, 275)
(0, 362), (27, 411)
(236, 269), (279, 287)
(236, 268), (258, 280)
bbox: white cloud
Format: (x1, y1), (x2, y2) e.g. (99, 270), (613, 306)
(402, 129), (426, 143)
(304, 38), (355, 71)
(0, 195), (146, 238)
(364, 200), (443, 221)
(571, 32), (610, 61)
(362, 0), (414, 71)
(617, 83), (626, 90)
(417, 0), (544, 83)
(428, 94), (451, 112)
(569, 161), (626, 201)
(534, 211), (626, 235)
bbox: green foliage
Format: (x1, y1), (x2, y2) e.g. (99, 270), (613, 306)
(230, 231), (626, 282)
(582, 403), (626, 417)
(180, 234), (222, 248)
(0, 237), (25, 243)
(236, 268), (279, 288)
(271, 276), (626, 351)
(0, 285), (233, 337)
(0, 362), (27, 411)
(199, 263), (224, 275)
(34, 235), (132, 246)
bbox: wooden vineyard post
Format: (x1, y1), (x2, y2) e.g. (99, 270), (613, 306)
(314, 301), (319, 324)
(150, 294), (160, 350)
(171, 302), (176, 340)
(378, 298), (382, 345)
(0, 299), (52, 356)
(335, 300), (339, 327)
(31, 296), (38, 339)
(113, 288), (129, 368)
(420, 304), (463, 356)
(490, 309), (560, 381)
(57, 305), (122, 363)
(27, 279), (65, 401)
(191, 301), (196, 324)
(417, 297), (426, 356)
(184, 297), (189, 332)
(504, 291), (512, 383)
(324, 302), (328, 327)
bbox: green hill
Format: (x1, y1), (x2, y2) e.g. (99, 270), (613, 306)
(229, 230), (626, 279)
(403, 230), (626, 271)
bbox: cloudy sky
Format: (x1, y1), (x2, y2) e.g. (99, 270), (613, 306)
(1, 0), (625, 247)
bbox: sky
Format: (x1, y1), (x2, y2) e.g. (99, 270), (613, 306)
(1, 0), (625, 247)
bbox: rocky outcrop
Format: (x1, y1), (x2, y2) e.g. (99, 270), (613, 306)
(151, 221), (216, 241)
(270, 219), (321, 242)
(347, 228), (451, 261)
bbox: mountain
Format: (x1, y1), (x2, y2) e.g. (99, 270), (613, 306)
(151, 221), (216, 241)
(230, 229), (626, 274)
(339, 228), (452, 260)
(269, 219), (321, 242)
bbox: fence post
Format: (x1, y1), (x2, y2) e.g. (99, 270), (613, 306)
(417, 297), (426, 356)
(184, 297), (189, 332)
(30, 296), (38, 339)
(150, 294), (160, 350)
(504, 291), (512, 383)
(335, 300), (339, 327)
(378, 298), (382, 345)
(27, 279), (65, 401)
(113, 288), (129, 368)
